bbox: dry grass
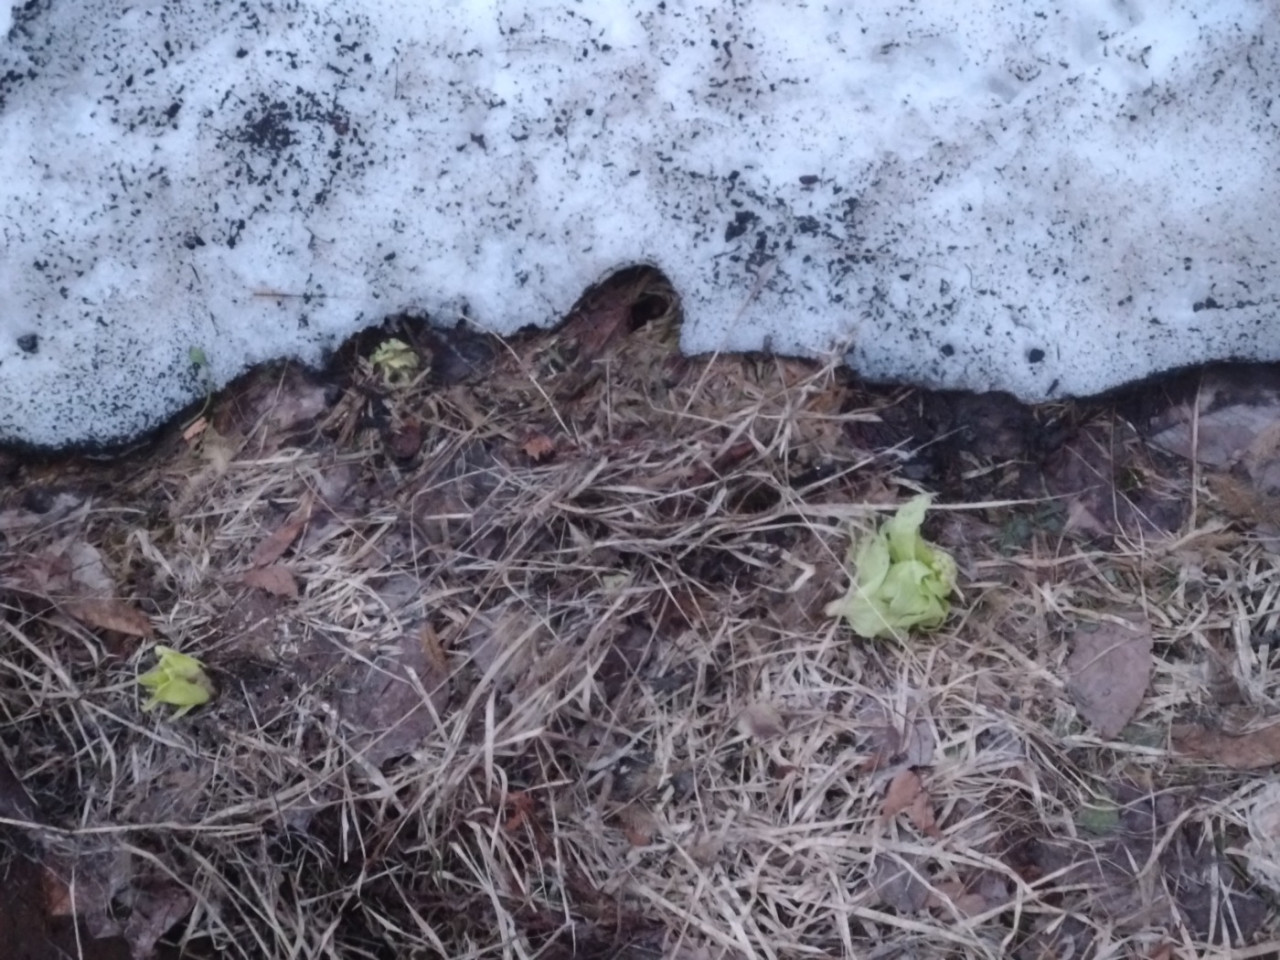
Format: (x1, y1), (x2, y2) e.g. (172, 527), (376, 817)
(1, 275), (1279, 959)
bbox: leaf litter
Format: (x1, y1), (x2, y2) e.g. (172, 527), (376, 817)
(1, 275), (1279, 957)
(1065, 615), (1153, 739)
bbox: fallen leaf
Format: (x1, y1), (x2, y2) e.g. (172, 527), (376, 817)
(1043, 422), (1186, 539)
(0, 491), (87, 535)
(867, 855), (930, 913)
(503, 790), (535, 833)
(1172, 722), (1280, 770)
(1207, 471), (1280, 527)
(250, 496), (313, 567)
(63, 598), (154, 638)
(881, 769), (941, 837)
(214, 362), (332, 442)
(616, 803), (657, 847)
(241, 565), (299, 599)
(465, 605), (540, 690)
(181, 416), (207, 444)
(596, 625), (653, 702)
(41, 868), (73, 917)
(417, 623), (449, 680)
(908, 791), (942, 838)
(337, 624), (452, 768)
(41, 847), (133, 939)
(855, 697), (936, 773)
(387, 419), (423, 460)
(738, 702), (786, 740)
(562, 277), (637, 362)
(1066, 618), (1153, 738)
(929, 878), (991, 919)
(521, 431), (556, 463)
(122, 881), (193, 960)
(61, 539), (114, 597)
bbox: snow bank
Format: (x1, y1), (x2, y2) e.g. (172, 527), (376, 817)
(1, 1), (1277, 448)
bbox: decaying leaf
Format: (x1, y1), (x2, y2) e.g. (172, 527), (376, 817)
(1066, 617), (1153, 739)
(738, 702), (786, 740)
(1172, 721), (1280, 770)
(250, 496), (313, 567)
(337, 624), (451, 768)
(1043, 421), (1187, 539)
(387, 418), (423, 460)
(881, 769), (942, 838)
(596, 625), (653, 702)
(855, 696), (936, 773)
(616, 803), (658, 847)
(521, 431), (556, 463)
(465, 605), (540, 690)
(1206, 471), (1280, 528)
(181, 416), (208, 444)
(241, 564), (299, 599)
(0, 491), (87, 535)
(63, 598), (155, 638)
(213, 362), (332, 442)
(929, 873), (1010, 920)
(867, 855), (931, 913)
(122, 880), (194, 960)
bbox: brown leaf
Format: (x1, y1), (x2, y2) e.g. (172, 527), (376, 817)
(597, 625), (653, 702)
(565, 292), (633, 362)
(881, 770), (918, 818)
(929, 879), (991, 919)
(466, 605), (539, 690)
(122, 881), (194, 960)
(738, 702), (786, 740)
(251, 496), (313, 567)
(241, 564), (299, 599)
(855, 698), (935, 772)
(417, 623), (449, 681)
(1043, 422), (1186, 538)
(1066, 618), (1153, 738)
(503, 791), (535, 833)
(41, 868), (73, 916)
(1207, 471), (1280, 527)
(63, 598), (154, 638)
(616, 804), (657, 847)
(387, 419), (423, 460)
(1172, 722), (1280, 770)
(336, 623), (452, 768)
(521, 431), (556, 463)
(181, 416), (208, 444)
(61, 539), (114, 597)
(881, 769), (941, 837)
(213, 362), (332, 443)
(867, 855), (930, 913)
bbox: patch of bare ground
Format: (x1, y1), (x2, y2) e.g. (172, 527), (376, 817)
(1, 270), (1278, 958)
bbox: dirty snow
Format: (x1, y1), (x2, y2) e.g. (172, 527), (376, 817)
(1, 1), (1277, 448)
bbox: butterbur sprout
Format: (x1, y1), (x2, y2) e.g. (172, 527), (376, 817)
(825, 495), (957, 640)
(138, 645), (216, 717)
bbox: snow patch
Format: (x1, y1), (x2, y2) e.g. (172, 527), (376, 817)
(1, 1), (1278, 448)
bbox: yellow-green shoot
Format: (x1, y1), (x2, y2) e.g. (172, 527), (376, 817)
(825, 495), (957, 640)
(138, 645), (215, 717)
